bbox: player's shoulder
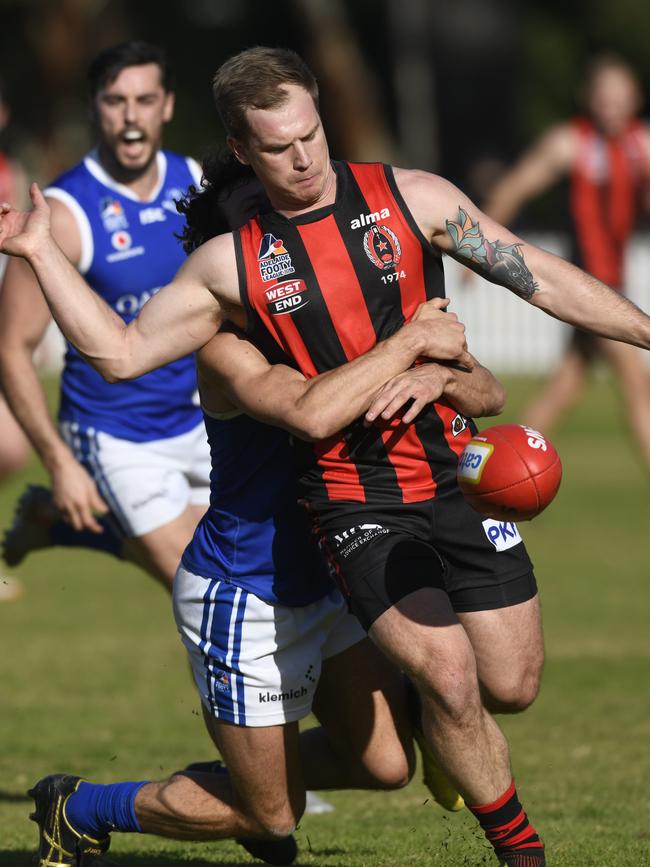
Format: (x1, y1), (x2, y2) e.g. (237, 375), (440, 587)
(161, 149), (202, 184)
(186, 230), (237, 278)
(46, 157), (89, 194)
(392, 165), (451, 191)
(392, 166), (461, 205)
(537, 121), (580, 162)
(184, 230), (240, 308)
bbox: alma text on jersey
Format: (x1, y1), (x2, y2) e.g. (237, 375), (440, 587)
(350, 207), (391, 230)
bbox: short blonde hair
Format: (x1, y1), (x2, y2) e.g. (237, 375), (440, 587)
(213, 46), (319, 140)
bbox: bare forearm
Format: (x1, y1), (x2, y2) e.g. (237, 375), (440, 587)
(28, 238), (129, 378)
(443, 203), (650, 348)
(286, 323), (430, 439)
(0, 350), (72, 472)
(528, 248), (650, 347)
(442, 359), (505, 418)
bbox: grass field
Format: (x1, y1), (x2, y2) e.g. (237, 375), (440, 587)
(1, 375), (649, 866)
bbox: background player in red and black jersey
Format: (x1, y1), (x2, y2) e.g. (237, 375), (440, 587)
(485, 55), (650, 473)
(4, 47), (650, 866)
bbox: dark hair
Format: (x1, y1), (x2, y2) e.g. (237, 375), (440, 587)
(176, 150), (265, 253)
(87, 41), (173, 98)
(212, 46), (318, 140)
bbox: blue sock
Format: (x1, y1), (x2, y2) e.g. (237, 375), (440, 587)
(49, 515), (124, 560)
(65, 781), (148, 837)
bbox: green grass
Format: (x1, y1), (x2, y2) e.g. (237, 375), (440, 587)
(1, 374), (649, 866)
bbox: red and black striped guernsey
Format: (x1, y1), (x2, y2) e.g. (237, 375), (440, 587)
(235, 161), (476, 509)
(570, 117), (647, 289)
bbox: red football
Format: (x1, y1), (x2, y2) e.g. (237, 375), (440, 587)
(457, 424), (562, 521)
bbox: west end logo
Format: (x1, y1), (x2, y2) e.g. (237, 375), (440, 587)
(258, 233), (296, 283)
(363, 224), (402, 271)
(265, 279), (309, 315)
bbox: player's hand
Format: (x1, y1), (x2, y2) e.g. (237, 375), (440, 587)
(0, 183), (52, 260)
(365, 363), (453, 426)
(50, 456), (110, 533)
(409, 299), (473, 369)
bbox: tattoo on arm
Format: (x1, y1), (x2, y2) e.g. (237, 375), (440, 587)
(446, 207), (538, 300)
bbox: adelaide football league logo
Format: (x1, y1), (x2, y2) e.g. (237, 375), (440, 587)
(363, 224), (402, 271)
(257, 233), (296, 283)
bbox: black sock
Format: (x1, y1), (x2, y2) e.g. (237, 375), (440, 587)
(468, 779), (544, 862)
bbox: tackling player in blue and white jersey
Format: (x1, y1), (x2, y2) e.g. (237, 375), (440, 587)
(0, 42), (209, 588)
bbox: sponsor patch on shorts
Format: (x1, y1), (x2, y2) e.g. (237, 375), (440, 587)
(482, 519), (522, 552)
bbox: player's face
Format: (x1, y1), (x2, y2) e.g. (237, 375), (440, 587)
(93, 63), (174, 176)
(230, 85), (332, 211)
(587, 67), (641, 136)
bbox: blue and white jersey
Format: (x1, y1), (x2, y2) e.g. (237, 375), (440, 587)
(182, 410), (334, 606)
(46, 150), (203, 442)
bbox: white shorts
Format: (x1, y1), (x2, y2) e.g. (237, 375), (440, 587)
(60, 421), (211, 537)
(173, 565), (366, 727)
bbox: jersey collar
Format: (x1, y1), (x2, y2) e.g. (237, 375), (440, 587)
(83, 150), (167, 203)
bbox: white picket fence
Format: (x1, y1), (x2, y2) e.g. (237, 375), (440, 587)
(446, 233), (650, 373)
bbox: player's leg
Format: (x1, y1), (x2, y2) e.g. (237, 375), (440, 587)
(598, 337), (650, 472)
(458, 596), (544, 713)
(370, 586), (543, 864)
(322, 516), (544, 864)
(29, 728), (301, 867)
(0, 393), (30, 480)
(29, 568), (309, 865)
(133, 718), (304, 841)
(368, 581), (509, 804)
(430, 487), (544, 713)
(302, 636), (415, 791)
(122, 502), (205, 590)
(4, 423), (209, 587)
(80, 423), (210, 589)
(522, 342), (588, 433)
(0, 394), (30, 599)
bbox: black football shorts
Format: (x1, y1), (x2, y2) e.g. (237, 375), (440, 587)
(312, 486), (537, 631)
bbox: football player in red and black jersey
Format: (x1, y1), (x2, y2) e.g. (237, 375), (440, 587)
(485, 55), (650, 473)
(4, 46), (650, 867)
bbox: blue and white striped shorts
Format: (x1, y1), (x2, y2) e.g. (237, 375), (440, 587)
(173, 565), (365, 726)
(60, 421), (211, 537)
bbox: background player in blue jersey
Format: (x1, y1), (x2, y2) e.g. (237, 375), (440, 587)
(24, 301), (504, 866)
(0, 42), (209, 590)
(4, 47), (650, 867)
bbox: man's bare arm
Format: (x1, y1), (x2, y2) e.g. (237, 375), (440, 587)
(396, 169), (650, 348)
(483, 124), (575, 225)
(365, 357), (505, 426)
(0, 202), (108, 531)
(0, 185), (229, 380)
(198, 298), (469, 441)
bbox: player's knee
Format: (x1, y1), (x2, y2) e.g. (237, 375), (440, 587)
(364, 747), (414, 790)
(482, 666), (542, 714)
(414, 665), (482, 728)
(250, 802), (302, 839)
(0, 440), (30, 479)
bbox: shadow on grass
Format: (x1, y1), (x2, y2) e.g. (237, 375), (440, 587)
(0, 849), (342, 867)
(0, 790), (31, 803)
(0, 853), (244, 867)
